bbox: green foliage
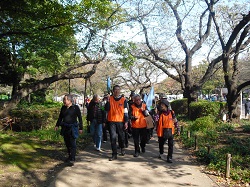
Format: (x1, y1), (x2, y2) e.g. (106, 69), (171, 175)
(195, 148), (218, 164)
(111, 40), (137, 69)
(189, 100), (225, 120)
(0, 0), (77, 82)
(189, 116), (216, 132)
(0, 94), (10, 100)
(216, 121), (235, 132)
(181, 118), (250, 184)
(10, 102), (62, 131)
(242, 120), (250, 133)
(77, 0), (126, 29)
(171, 98), (188, 115)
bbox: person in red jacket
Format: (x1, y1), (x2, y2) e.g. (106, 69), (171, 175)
(129, 94), (148, 157)
(156, 99), (180, 163)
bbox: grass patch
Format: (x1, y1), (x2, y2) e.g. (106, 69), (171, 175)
(0, 130), (64, 172)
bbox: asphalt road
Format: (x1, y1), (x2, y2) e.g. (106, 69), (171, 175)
(49, 135), (219, 187)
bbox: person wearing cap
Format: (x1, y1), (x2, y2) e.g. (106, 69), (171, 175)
(129, 94), (148, 157)
(105, 85), (129, 161)
(125, 90), (135, 147)
(156, 99), (180, 163)
(245, 98), (250, 118)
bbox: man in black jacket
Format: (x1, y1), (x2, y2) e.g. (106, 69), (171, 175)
(55, 94), (83, 164)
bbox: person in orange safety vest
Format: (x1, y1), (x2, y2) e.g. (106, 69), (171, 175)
(129, 94), (149, 157)
(105, 85), (128, 161)
(156, 99), (180, 163)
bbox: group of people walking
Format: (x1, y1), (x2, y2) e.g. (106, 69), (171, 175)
(55, 85), (180, 165)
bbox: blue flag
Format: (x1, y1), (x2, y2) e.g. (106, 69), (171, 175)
(146, 87), (154, 111)
(143, 94), (148, 103)
(107, 77), (111, 93)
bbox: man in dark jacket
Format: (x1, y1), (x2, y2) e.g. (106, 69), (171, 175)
(55, 94), (83, 164)
(87, 94), (106, 151)
(245, 98), (250, 118)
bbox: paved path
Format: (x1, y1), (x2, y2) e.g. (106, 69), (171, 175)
(49, 136), (219, 187)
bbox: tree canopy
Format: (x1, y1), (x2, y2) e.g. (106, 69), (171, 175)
(0, 0), (126, 116)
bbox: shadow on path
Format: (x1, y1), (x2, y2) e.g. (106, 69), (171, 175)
(49, 134), (219, 187)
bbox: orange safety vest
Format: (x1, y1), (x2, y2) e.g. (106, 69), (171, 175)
(157, 111), (175, 137)
(107, 96), (125, 122)
(130, 103), (147, 128)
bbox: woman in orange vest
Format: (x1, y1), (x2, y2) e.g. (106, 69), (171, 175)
(156, 99), (180, 163)
(129, 94), (148, 157)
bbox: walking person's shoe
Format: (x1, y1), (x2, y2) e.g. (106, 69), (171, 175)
(109, 154), (117, 161)
(68, 159), (75, 166)
(167, 156), (173, 163)
(141, 147), (145, 153)
(64, 157), (71, 163)
(167, 158), (173, 163)
(158, 154), (167, 160)
(133, 152), (139, 157)
(121, 148), (125, 156)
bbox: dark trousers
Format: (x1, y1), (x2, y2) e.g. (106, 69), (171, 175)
(124, 129), (129, 146)
(124, 122), (132, 146)
(109, 122), (125, 155)
(102, 124), (108, 142)
(63, 128), (76, 161)
(146, 128), (154, 143)
(158, 136), (174, 158)
(132, 127), (147, 153)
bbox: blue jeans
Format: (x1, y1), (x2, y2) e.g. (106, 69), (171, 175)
(90, 119), (103, 149)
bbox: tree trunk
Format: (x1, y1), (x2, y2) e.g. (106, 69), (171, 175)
(226, 87), (241, 122)
(183, 86), (198, 118)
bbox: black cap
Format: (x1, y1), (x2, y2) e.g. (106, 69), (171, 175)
(130, 91), (135, 97)
(161, 99), (170, 107)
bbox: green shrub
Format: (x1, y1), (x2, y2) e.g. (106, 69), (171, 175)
(10, 103), (61, 131)
(171, 98), (188, 116)
(195, 147), (217, 164)
(189, 100), (225, 120)
(189, 116), (216, 132)
(242, 120), (250, 133)
(216, 121), (235, 132)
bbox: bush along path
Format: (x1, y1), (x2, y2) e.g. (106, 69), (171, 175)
(179, 119), (250, 187)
